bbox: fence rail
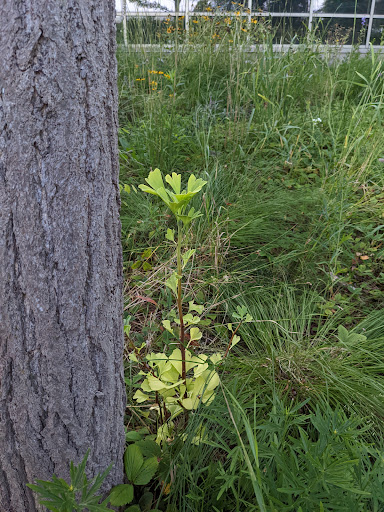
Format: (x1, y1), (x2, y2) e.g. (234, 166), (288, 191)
(117, 0), (384, 50)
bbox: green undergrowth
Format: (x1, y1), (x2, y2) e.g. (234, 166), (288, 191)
(118, 27), (384, 512)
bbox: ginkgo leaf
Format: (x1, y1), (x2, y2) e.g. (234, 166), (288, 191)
(210, 353), (222, 365)
(230, 334), (241, 349)
(145, 168), (165, 192)
(165, 229), (175, 242)
(182, 249), (195, 267)
(162, 320), (174, 335)
(181, 398), (194, 410)
(133, 390), (149, 403)
(188, 301), (204, 314)
(190, 327), (202, 342)
(146, 375), (168, 391)
(165, 172), (181, 194)
(187, 174), (207, 193)
(165, 273), (179, 295)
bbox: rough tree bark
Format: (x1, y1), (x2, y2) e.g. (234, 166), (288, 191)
(0, 2), (126, 510)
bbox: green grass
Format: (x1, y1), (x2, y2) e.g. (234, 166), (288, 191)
(118, 20), (384, 511)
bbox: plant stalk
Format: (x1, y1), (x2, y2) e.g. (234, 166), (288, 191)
(176, 220), (186, 384)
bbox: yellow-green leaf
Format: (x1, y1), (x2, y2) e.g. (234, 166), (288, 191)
(133, 389), (149, 403)
(165, 273), (179, 295)
(162, 320), (174, 335)
(190, 327), (202, 342)
(166, 229), (175, 242)
(165, 172), (182, 194)
(189, 301), (204, 314)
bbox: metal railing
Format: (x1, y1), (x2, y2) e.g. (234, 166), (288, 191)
(117, 0), (384, 51)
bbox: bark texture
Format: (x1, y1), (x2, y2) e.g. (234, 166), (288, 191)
(0, 2), (126, 510)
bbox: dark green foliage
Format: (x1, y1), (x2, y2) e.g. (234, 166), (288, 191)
(27, 450), (112, 512)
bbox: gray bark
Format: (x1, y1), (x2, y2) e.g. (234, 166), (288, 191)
(0, 2), (126, 511)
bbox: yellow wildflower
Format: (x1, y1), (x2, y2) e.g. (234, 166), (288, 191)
(192, 19), (198, 23)
(207, 6), (212, 11)
(241, 28), (247, 32)
(224, 17), (231, 24)
(167, 27), (172, 33)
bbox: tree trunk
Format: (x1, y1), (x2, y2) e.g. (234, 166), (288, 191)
(0, 2), (126, 510)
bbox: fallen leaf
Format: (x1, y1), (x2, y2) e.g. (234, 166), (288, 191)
(136, 295), (158, 306)
(360, 255), (370, 261)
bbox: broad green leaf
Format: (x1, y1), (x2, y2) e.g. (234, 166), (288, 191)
(138, 184), (159, 196)
(133, 457), (159, 486)
(161, 388), (177, 399)
(237, 305), (247, 317)
(128, 352), (138, 362)
(161, 366), (180, 383)
(145, 168), (165, 192)
(125, 505), (141, 512)
(182, 249), (195, 268)
(181, 398), (194, 410)
(169, 348), (199, 373)
(205, 371), (220, 391)
(156, 422), (174, 444)
(146, 353), (168, 373)
(168, 348), (183, 375)
(187, 174), (207, 193)
(193, 354), (209, 377)
(190, 327), (202, 342)
(210, 353), (222, 365)
(165, 172), (181, 194)
(188, 301), (204, 314)
(230, 334), (241, 349)
(139, 491), (154, 511)
(166, 229), (175, 242)
(124, 444), (143, 483)
(146, 374), (168, 392)
(162, 320), (174, 335)
(125, 431), (142, 442)
(182, 314), (200, 325)
(147, 374), (183, 391)
(108, 484), (134, 506)
(133, 389), (149, 403)
(141, 377), (152, 393)
(135, 440), (162, 458)
(141, 248), (152, 259)
(338, 325), (349, 343)
(165, 273), (179, 295)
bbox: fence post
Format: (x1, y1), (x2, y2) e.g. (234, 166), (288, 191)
(185, 0), (190, 42)
(122, 0), (128, 47)
(366, 0), (376, 47)
(308, 0), (314, 37)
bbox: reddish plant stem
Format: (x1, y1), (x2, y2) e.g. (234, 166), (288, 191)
(176, 220), (187, 386)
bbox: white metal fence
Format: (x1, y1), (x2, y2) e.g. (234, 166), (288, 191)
(116, 0), (384, 51)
